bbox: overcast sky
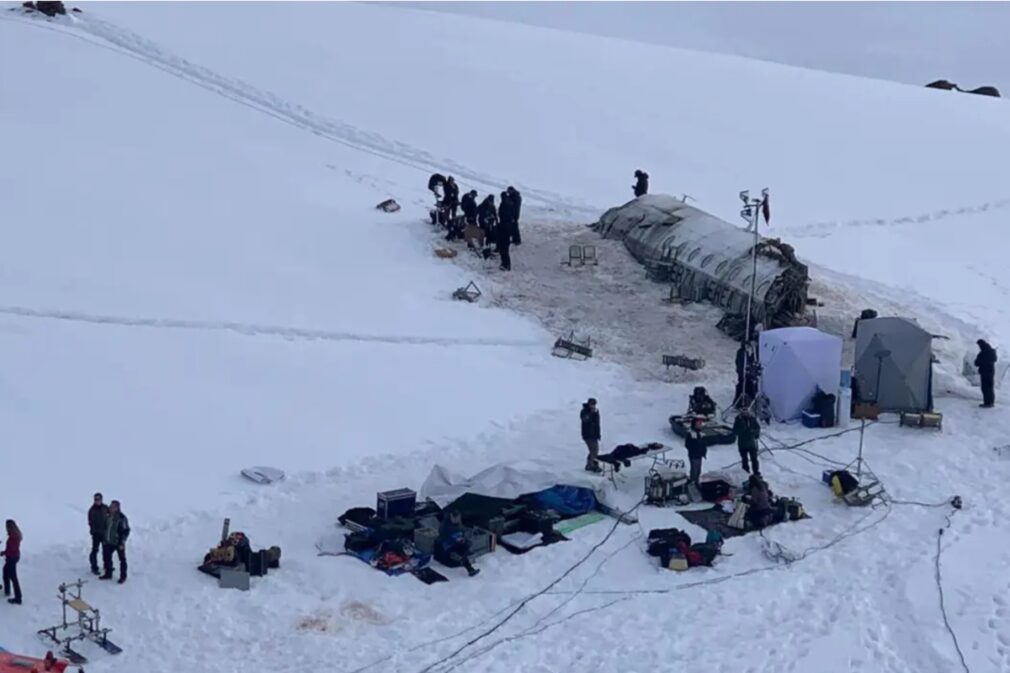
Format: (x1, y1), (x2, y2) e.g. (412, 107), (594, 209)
(392, 2), (1009, 94)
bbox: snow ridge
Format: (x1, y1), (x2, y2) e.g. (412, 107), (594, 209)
(0, 305), (544, 348)
(0, 10), (596, 216)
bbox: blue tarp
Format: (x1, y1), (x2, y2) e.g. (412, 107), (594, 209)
(529, 485), (598, 517)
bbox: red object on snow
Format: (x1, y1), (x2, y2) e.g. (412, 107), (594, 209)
(0, 651), (69, 673)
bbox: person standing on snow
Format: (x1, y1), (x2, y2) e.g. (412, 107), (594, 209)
(733, 407), (761, 475)
(684, 419), (708, 487)
(101, 500), (130, 584)
(2, 519), (22, 605)
(477, 194), (498, 238)
(633, 170), (649, 197)
(427, 173), (446, 201)
(442, 176), (460, 222)
(580, 398), (602, 473)
(460, 190), (478, 226)
(506, 186), (522, 244)
(976, 339), (998, 408)
(88, 492), (110, 576)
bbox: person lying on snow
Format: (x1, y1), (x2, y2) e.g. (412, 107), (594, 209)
(436, 511), (479, 577)
(687, 386), (716, 417)
(647, 527), (721, 569)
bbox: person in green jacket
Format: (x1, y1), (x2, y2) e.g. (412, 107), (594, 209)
(100, 500), (130, 584)
(733, 407), (762, 475)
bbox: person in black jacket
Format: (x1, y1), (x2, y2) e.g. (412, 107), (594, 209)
(496, 203), (512, 272)
(88, 492), (110, 576)
(633, 170), (649, 197)
(427, 173), (446, 200)
(506, 186), (522, 244)
(688, 386), (716, 417)
(477, 194), (498, 237)
(580, 398), (602, 472)
(684, 419), (707, 486)
(101, 500), (130, 584)
(460, 190), (478, 226)
(976, 339), (998, 408)
(442, 177), (460, 222)
(733, 408), (761, 474)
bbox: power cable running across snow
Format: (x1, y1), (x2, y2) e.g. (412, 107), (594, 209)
(935, 509), (972, 673)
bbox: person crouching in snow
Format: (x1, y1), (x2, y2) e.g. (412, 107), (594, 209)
(436, 511), (479, 577)
(101, 500), (130, 584)
(744, 475), (774, 529)
(684, 419), (707, 487)
(687, 386), (716, 418)
(580, 398), (602, 473)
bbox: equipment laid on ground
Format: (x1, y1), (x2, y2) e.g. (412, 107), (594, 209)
(377, 488), (417, 520)
(852, 402), (880, 421)
(563, 244), (598, 266)
(375, 198), (401, 213)
(662, 284), (690, 305)
(219, 567), (251, 591)
(240, 466), (285, 484)
(898, 411), (943, 430)
(0, 650), (70, 673)
(662, 354), (705, 371)
(645, 467), (690, 506)
(37, 580), (122, 665)
(433, 247), (458, 259)
(452, 281), (481, 303)
(552, 331), (593, 360)
(801, 411), (821, 428)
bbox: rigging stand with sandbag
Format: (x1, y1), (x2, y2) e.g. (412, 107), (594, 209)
(552, 331), (593, 360)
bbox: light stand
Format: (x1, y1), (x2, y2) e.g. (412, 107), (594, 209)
(850, 349), (890, 483)
(726, 188), (769, 417)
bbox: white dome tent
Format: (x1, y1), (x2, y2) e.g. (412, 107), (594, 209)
(759, 327), (843, 422)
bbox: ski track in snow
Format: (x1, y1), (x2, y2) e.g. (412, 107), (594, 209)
(0, 10), (597, 218)
(0, 305), (543, 348)
(782, 197), (1010, 238)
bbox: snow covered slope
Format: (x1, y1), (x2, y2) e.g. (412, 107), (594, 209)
(2, 4), (1009, 673)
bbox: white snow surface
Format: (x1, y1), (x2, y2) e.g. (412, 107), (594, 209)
(1, 4), (1009, 673)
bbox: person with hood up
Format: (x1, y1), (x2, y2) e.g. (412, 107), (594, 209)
(88, 492), (110, 576)
(684, 419), (708, 487)
(477, 194), (498, 237)
(460, 190), (478, 226)
(427, 173), (446, 200)
(442, 176), (460, 222)
(101, 500), (130, 584)
(744, 475), (774, 529)
(976, 339), (998, 408)
(633, 170), (649, 197)
(2, 519), (22, 604)
(580, 398), (602, 473)
(506, 186), (522, 244)
(687, 386), (717, 417)
(733, 407), (761, 475)
(436, 511), (479, 577)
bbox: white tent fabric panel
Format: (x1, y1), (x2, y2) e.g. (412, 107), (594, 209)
(759, 327), (843, 421)
(419, 460), (611, 508)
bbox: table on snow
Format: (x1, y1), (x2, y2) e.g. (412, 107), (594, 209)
(598, 444), (684, 487)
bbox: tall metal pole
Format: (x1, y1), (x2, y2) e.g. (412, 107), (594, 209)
(737, 189), (766, 409)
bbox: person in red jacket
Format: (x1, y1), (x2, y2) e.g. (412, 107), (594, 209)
(2, 519), (22, 604)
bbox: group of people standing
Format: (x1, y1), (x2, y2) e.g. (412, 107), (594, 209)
(428, 174), (523, 271)
(88, 493), (131, 584)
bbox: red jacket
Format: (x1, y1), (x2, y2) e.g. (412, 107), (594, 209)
(3, 536), (20, 560)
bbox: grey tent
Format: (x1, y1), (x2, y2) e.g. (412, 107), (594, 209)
(854, 317), (934, 412)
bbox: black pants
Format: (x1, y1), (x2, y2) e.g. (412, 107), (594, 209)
(689, 457), (703, 485)
(981, 372), (995, 407)
(89, 534), (103, 572)
(510, 219), (522, 245)
(3, 557), (20, 602)
(498, 240), (511, 270)
(102, 543), (127, 580)
(739, 446), (759, 474)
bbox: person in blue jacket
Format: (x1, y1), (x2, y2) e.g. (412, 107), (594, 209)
(437, 511), (479, 577)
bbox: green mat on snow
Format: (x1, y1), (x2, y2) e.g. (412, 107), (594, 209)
(555, 512), (607, 535)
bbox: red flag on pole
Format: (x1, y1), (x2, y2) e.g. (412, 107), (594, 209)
(761, 193), (770, 225)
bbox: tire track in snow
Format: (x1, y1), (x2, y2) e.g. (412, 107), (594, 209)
(786, 197), (1010, 238)
(0, 306), (542, 348)
(0, 11), (597, 217)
